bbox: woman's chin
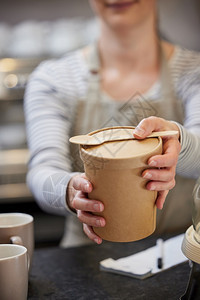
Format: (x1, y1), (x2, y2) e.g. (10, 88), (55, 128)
(102, 16), (141, 32)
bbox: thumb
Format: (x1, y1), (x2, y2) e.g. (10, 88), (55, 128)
(133, 117), (166, 139)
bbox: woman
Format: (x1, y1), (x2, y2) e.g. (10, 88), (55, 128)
(24, 0), (200, 247)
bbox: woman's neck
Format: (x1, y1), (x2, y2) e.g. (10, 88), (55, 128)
(98, 17), (160, 73)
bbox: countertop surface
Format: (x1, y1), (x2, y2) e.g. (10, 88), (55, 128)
(28, 235), (190, 300)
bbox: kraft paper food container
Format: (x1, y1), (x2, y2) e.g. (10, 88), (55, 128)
(80, 126), (162, 242)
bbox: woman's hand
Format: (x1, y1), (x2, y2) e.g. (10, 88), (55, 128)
(133, 116), (181, 210)
(67, 173), (105, 244)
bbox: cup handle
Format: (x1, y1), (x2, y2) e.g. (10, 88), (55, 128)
(10, 235), (23, 246)
(10, 236), (30, 271)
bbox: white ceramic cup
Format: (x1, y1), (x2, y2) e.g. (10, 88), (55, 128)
(0, 244), (29, 300)
(0, 213), (34, 268)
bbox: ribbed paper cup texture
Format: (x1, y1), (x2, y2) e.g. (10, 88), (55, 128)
(80, 126), (162, 242)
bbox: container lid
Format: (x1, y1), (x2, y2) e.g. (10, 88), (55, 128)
(81, 127), (161, 160)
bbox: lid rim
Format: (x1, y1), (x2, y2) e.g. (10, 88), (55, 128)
(80, 126), (162, 162)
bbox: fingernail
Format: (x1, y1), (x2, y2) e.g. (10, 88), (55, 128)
(93, 204), (99, 211)
(143, 172), (152, 179)
(100, 219), (105, 226)
(94, 238), (100, 244)
(85, 182), (90, 191)
(96, 219), (101, 226)
(149, 160), (157, 167)
(93, 203), (104, 211)
(96, 219), (105, 226)
(134, 126), (145, 137)
(99, 203), (104, 211)
(150, 185), (156, 190)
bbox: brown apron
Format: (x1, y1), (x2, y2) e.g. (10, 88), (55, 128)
(70, 43), (195, 236)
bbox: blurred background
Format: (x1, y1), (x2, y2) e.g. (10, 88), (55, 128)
(0, 0), (199, 248)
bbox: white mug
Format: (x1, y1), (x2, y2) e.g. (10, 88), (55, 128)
(0, 244), (29, 300)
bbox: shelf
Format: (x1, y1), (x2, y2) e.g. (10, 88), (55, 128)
(0, 183), (33, 203)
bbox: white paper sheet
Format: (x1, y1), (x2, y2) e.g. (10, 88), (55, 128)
(100, 234), (187, 279)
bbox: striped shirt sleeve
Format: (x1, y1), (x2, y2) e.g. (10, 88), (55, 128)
(175, 63), (200, 178)
(24, 59), (79, 216)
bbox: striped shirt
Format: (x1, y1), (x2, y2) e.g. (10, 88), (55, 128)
(24, 45), (200, 216)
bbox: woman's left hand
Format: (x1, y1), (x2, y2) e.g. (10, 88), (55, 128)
(133, 116), (181, 210)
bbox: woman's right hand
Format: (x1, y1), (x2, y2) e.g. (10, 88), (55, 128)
(67, 173), (106, 244)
